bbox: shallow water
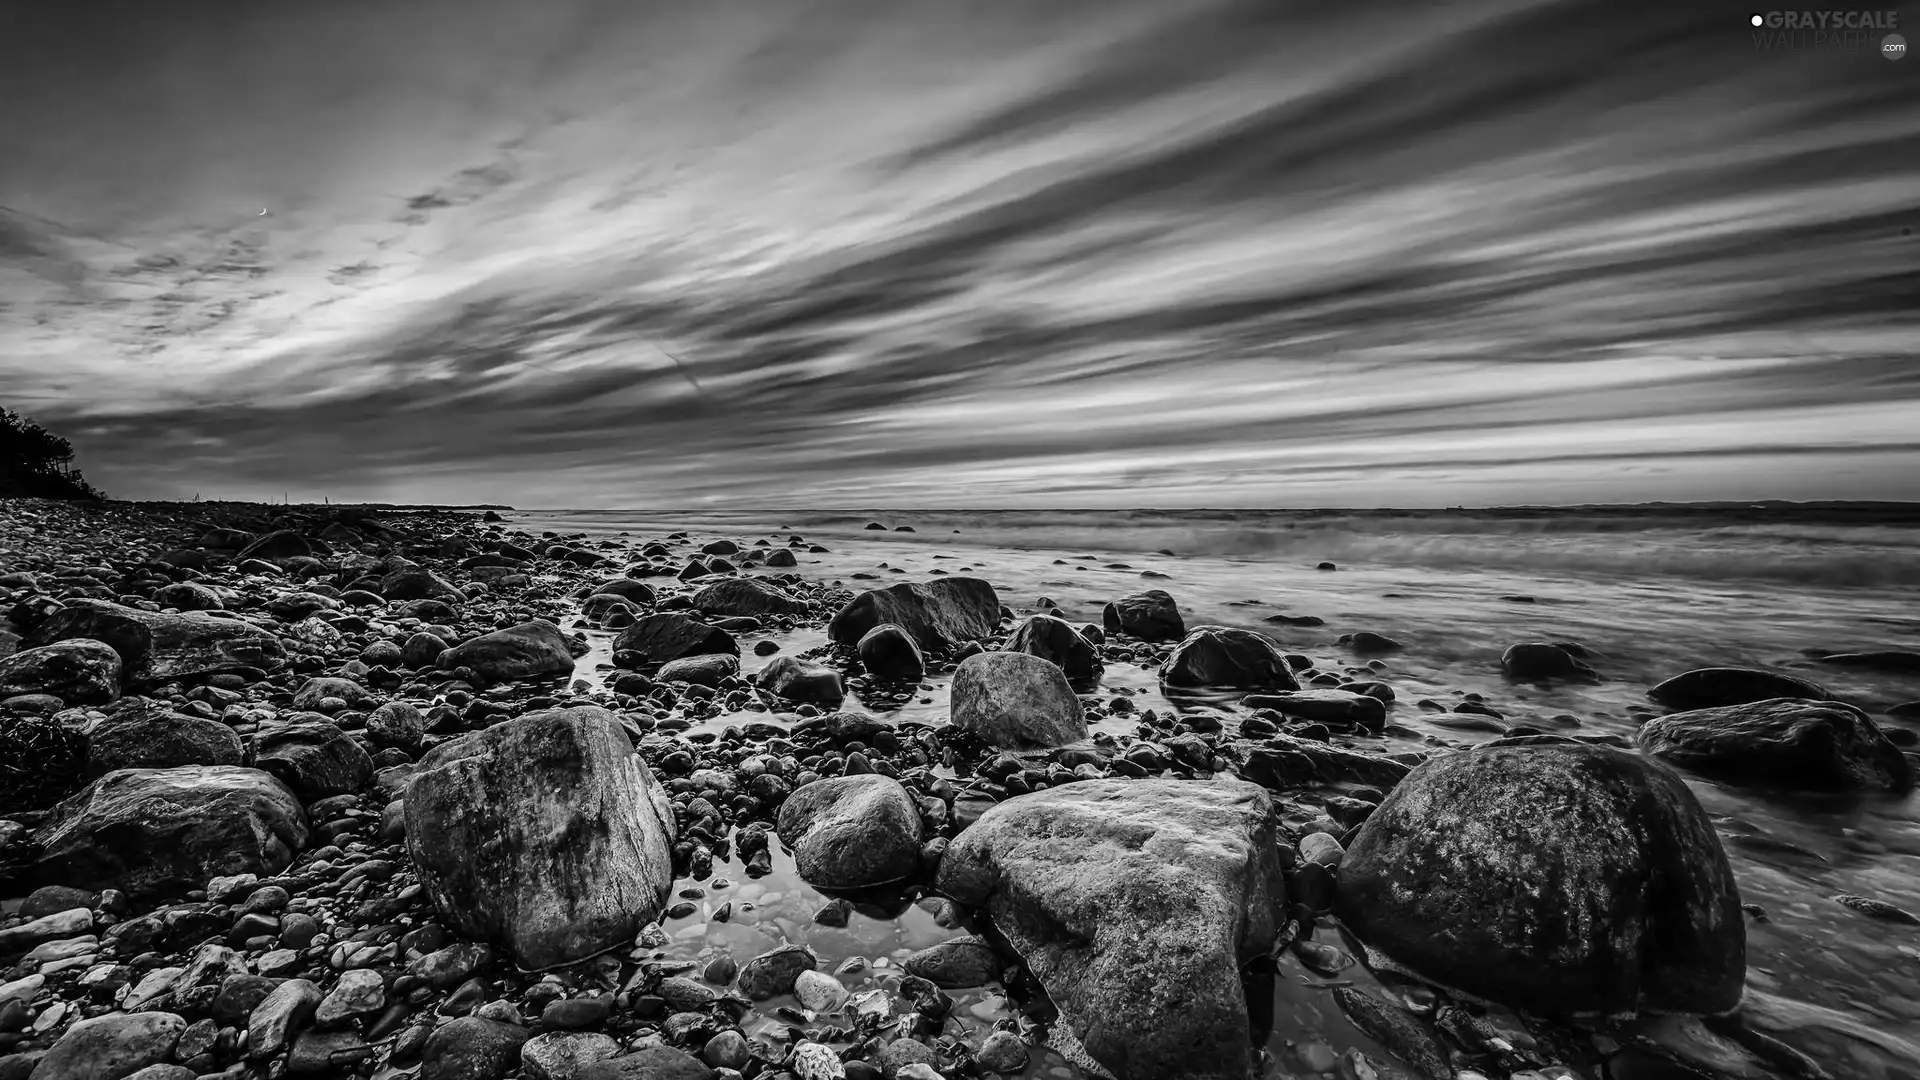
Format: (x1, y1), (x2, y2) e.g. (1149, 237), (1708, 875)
(518, 507), (1920, 1079)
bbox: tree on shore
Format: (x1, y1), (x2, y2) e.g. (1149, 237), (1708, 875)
(0, 407), (106, 500)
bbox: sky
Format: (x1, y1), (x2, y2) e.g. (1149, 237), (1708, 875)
(0, 0), (1916, 509)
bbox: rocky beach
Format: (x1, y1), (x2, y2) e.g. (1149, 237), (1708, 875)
(1, 499), (1919, 1080)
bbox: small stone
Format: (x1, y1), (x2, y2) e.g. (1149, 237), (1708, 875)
(793, 969), (849, 1012)
(976, 1030), (1028, 1073)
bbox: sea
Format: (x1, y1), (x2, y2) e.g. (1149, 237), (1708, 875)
(509, 506), (1920, 1080)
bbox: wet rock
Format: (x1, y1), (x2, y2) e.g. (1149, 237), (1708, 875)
(31, 765), (307, 898)
(937, 778), (1284, 1080)
(754, 656), (845, 707)
(314, 967), (386, 1025)
(612, 613), (738, 668)
(1342, 632), (1403, 654)
(1239, 736), (1414, 789)
(381, 564), (464, 602)
(655, 653), (740, 688)
(86, 702), (244, 776)
(1648, 667), (1833, 711)
(291, 676), (375, 711)
(405, 706), (676, 969)
(1501, 642), (1597, 680)
(250, 718), (373, 800)
(522, 1032), (621, 1080)
(690, 578), (808, 617)
(237, 530), (310, 561)
(1638, 698), (1912, 793)
(367, 701), (427, 751)
(1818, 650), (1920, 674)
(776, 774), (923, 889)
(421, 1016), (530, 1080)
(25, 600), (285, 685)
(27, 1010), (184, 1080)
(857, 624), (925, 682)
(949, 651), (1087, 749)
(1330, 988), (1451, 1079)
(1241, 690), (1384, 729)
(794, 969), (850, 1012)
(248, 979), (321, 1058)
(438, 620), (574, 683)
(1160, 627), (1298, 691)
(976, 1031), (1028, 1074)
(737, 944), (818, 1000)
(902, 937), (1003, 989)
(828, 578), (1000, 651)
(1006, 615), (1101, 681)
(1335, 735), (1745, 1016)
(1100, 590), (1185, 642)
(0, 639), (121, 705)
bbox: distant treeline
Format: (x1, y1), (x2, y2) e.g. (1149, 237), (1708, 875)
(0, 408), (104, 500)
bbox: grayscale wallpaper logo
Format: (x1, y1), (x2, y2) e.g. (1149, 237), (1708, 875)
(1749, 9), (1907, 55)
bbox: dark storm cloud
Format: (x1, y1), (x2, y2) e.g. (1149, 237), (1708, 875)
(0, 0), (1915, 506)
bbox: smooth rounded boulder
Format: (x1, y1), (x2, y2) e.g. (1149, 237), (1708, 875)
(1160, 627), (1298, 691)
(949, 651), (1087, 749)
(1648, 667), (1833, 711)
(25, 600), (285, 685)
(1007, 614), (1101, 682)
(937, 779), (1284, 1080)
(1101, 590), (1185, 642)
(1334, 735), (1745, 1017)
(27, 1010), (185, 1080)
(437, 620), (574, 683)
(405, 706), (677, 970)
(1637, 697), (1912, 793)
(776, 774), (923, 889)
(827, 578), (999, 651)
(249, 718), (374, 800)
(31, 766), (308, 899)
(0, 639), (122, 705)
(1501, 642), (1596, 680)
(857, 623), (925, 682)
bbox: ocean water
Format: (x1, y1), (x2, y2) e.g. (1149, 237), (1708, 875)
(516, 507), (1920, 1078)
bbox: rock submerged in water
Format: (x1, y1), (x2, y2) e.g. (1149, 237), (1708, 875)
(1335, 736), (1745, 1017)
(1648, 666), (1833, 711)
(25, 599), (286, 685)
(30, 765), (308, 899)
(690, 577), (808, 618)
(754, 655), (845, 707)
(436, 619), (575, 683)
(775, 774), (924, 890)
(949, 650), (1087, 749)
(1500, 641), (1597, 680)
(827, 577), (999, 650)
(404, 705), (677, 970)
(1100, 589), (1184, 642)
(611, 612), (739, 668)
(1637, 697), (1913, 793)
(857, 623), (925, 682)
(937, 778), (1284, 1080)
(1160, 626), (1299, 691)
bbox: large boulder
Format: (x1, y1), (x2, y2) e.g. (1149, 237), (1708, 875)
(26, 1010), (186, 1080)
(0, 639), (122, 706)
(437, 620), (574, 683)
(405, 706), (677, 970)
(775, 774), (923, 890)
(827, 578), (999, 651)
(380, 564), (464, 602)
(1160, 627), (1297, 691)
(754, 656), (845, 707)
(30, 766), (308, 899)
(1334, 736), (1745, 1016)
(1006, 615), (1101, 682)
(611, 614), (738, 669)
(1647, 667), (1833, 711)
(937, 779), (1284, 1080)
(249, 718), (374, 801)
(949, 651), (1087, 749)
(25, 600), (285, 685)
(1101, 590), (1185, 642)
(1637, 698), (1912, 793)
(856, 624), (924, 682)
(690, 578), (807, 618)
(87, 702), (245, 776)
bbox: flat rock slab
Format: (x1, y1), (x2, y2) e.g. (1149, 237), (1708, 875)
(1637, 697), (1912, 793)
(437, 620), (574, 683)
(937, 778), (1284, 1080)
(1647, 667), (1832, 711)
